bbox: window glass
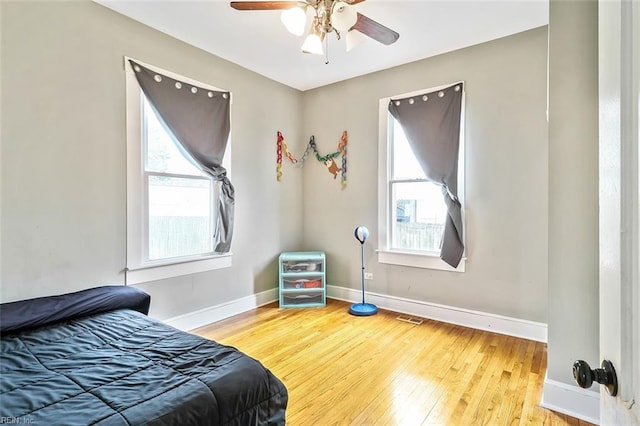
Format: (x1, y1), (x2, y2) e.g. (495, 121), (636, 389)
(147, 175), (212, 260)
(391, 181), (447, 252)
(390, 116), (447, 253)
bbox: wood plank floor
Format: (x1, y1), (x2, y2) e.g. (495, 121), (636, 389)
(193, 299), (594, 426)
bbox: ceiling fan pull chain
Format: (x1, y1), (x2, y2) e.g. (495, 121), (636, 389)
(325, 36), (329, 64)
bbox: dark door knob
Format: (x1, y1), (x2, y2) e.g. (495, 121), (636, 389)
(572, 359), (618, 396)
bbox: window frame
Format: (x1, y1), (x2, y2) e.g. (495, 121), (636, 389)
(124, 57), (232, 285)
(377, 83), (466, 272)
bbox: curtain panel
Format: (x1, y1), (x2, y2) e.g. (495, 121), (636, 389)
(129, 60), (234, 253)
(388, 83), (464, 267)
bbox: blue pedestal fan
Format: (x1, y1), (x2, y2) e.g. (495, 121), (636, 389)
(349, 226), (378, 316)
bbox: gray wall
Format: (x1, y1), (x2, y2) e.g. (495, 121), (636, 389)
(547, 0), (599, 387)
(0, 0), (304, 319)
(301, 27), (549, 323)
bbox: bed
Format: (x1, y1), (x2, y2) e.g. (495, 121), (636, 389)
(0, 286), (288, 425)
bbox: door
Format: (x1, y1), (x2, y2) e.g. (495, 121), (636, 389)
(598, 0), (639, 424)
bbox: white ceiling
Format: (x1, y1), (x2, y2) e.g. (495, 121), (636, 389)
(96, 0), (548, 91)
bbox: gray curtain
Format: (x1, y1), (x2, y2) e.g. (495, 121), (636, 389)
(129, 60), (234, 253)
(388, 83), (464, 267)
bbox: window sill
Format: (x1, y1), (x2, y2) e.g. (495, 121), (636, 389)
(377, 250), (466, 272)
(125, 254), (232, 285)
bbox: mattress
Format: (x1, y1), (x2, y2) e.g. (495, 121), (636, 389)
(0, 287), (288, 425)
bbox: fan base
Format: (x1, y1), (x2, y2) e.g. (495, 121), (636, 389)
(349, 303), (378, 316)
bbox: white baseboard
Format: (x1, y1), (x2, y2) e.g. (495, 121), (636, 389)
(327, 285), (548, 343)
(163, 288), (278, 331)
(163, 284), (547, 342)
(541, 377), (600, 424)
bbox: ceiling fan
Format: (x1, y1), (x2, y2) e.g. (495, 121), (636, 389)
(230, 0), (399, 59)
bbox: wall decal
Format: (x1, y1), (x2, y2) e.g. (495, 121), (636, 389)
(276, 131), (348, 188)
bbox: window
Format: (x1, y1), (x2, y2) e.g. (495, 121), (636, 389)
(125, 59), (231, 284)
(390, 118), (448, 253)
(377, 84), (465, 272)
(143, 96), (214, 260)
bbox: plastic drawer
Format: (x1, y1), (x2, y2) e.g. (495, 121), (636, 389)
(282, 261), (324, 273)
(281, 291), (324, 307)
(282, 277), (324, 290)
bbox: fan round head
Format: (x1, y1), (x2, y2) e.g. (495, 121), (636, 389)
(354, 226), (369, 244)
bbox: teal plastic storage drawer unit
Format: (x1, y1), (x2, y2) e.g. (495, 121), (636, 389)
(279, 251), (326, 308)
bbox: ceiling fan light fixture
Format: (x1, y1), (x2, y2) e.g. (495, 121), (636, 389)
(301, 18), (324, 55)
(281, 6), (307, 36)
(302, 32), (324, 55)
(346, 29), (367, 51)
(331, 2), (357, 31)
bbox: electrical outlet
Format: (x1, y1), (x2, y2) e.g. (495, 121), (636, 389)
(364, 272), (373, 280)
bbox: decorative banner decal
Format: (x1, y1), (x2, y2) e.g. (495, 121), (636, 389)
(277, 131), (348, 189)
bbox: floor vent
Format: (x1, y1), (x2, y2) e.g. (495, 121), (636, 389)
(396, 315), (424, 325)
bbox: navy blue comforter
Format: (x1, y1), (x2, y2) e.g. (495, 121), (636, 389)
(0, 308), (287, 425)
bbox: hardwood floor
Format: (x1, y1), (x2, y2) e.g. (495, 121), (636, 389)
(192, 299), (594, 426)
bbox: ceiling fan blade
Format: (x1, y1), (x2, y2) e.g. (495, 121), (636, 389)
(230, 1), (304, 11)
(352, 12), (399, 45)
